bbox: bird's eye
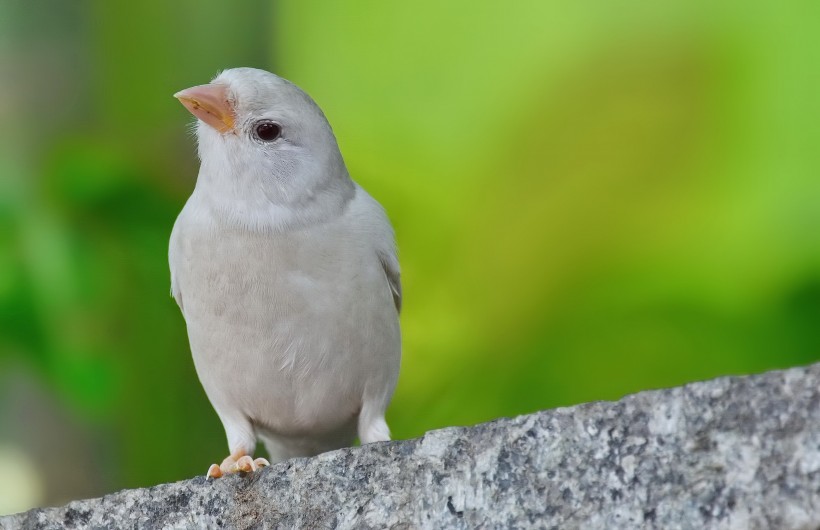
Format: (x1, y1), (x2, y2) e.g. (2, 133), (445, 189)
(253, 121), (282, 142)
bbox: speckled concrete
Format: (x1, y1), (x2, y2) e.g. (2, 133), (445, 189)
(3, 364), (820, 529)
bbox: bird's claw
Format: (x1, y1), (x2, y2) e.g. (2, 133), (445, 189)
(233, 455), (270, 473)
(206, 455), (270, 479)
(206, 464), (223, 480)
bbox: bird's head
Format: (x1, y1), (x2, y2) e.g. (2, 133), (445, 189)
(175, 68), (353, 227)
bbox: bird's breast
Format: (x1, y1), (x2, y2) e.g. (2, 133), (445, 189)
(170, 211), (399, 435)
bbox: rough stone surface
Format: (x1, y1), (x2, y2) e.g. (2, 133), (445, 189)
(3, 364), (820, 529)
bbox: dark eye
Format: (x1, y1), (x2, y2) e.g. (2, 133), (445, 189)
(253, 121), (282, 142)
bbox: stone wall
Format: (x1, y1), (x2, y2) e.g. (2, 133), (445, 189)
(3, 364), (820, 529)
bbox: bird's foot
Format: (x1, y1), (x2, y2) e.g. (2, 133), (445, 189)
(206, 451), (270, 479)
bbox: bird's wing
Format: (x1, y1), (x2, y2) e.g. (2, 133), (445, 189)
(349, 183), (402, 314)
(379, 249), (402, 314)
(170, 274), (184, 314)
(168, 219), (186, 316)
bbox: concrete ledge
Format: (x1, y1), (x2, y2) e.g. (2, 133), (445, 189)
(3, 364), (820, 529)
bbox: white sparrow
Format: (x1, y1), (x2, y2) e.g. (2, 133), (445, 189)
(170, 68), (401, 478)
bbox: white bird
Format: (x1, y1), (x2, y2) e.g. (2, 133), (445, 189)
(169, 68), (401, 478)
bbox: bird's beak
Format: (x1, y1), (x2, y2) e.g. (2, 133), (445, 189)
(174, 84), (236, 134)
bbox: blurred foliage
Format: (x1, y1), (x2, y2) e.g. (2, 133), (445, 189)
(0, 0), (818, 513)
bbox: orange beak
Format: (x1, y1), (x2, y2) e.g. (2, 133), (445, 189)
(174, 84), (236, 133)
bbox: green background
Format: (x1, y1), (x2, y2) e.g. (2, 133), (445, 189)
(1, 0), (818, 514)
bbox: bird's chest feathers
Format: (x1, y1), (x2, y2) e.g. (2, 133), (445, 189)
(175, 216), (387, 394)
(178, 221), (368, 320)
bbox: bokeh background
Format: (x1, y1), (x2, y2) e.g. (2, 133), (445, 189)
(1, 0), (818, 514)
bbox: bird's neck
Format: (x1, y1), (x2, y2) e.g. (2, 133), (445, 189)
(192, 160), (355, 233)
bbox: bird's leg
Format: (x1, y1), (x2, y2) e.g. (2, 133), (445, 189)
(206, 449), (270, 479)
(358, 400), (392, 444)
